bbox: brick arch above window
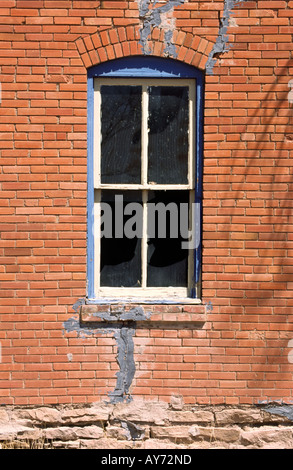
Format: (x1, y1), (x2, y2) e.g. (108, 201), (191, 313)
(75, 25), (213, 71)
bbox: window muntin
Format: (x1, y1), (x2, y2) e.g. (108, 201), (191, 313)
(93, 77), (196, 299)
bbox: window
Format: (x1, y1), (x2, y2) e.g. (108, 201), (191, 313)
(87, 58), (204, 302)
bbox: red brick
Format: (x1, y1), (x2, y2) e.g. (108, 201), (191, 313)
(0, 0), (292, 408)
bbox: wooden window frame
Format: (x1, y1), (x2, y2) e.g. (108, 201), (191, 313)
(87, 57), (204, 304)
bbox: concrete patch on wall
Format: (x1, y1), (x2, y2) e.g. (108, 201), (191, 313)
(63, 305), (150, 405)
(206, 0), (247, 75)
(63, 315), (100, 338)
(63, 316), (134, 403)
(72, 297), (86, 314)
(108, 327), (136, 404)
(138, 0), (186, 56)
(263, 405), (293, 422)
(121, 420), (146, 441)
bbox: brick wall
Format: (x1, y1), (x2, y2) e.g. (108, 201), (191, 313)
(1, 0), (293, 410)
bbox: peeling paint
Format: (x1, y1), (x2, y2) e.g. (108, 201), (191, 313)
(206, 0), (247, 75)
(138, 0), (186, 57)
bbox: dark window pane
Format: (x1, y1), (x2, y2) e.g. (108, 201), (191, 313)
(148, 86), (189, 185)
(100, 86), (142, 184)
(100, 190), (142, 287)
(147, 190), (189, 287)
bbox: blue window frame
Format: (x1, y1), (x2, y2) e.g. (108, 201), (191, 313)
(87, 56), (204, 302)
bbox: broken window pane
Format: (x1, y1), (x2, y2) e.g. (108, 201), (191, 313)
(147, 190), (189, 287)
(148, 86), (189, 185)
(100, 190), (142, 287)
(100, 86), (142, 184)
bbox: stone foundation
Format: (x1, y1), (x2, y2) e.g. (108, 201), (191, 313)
(1, 400), (293, 449)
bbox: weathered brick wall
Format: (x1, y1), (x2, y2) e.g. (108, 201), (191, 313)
(0, 0), (293, 414)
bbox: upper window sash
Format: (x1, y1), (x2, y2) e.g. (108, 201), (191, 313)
(93, 78), (196, 191)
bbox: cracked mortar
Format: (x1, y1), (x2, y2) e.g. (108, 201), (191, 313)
(206, 0), (248, 75)
(108, 327), (136, 404)
(138, 1), (247, 71)
(138, 0), (186, 56)
(63, 303), (150, 405)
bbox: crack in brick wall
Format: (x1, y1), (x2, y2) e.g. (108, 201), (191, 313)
(206, 0), (248, 74)
(138, 0), (186, 56)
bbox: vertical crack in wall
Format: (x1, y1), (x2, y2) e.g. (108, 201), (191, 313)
(206, 0), (247, 75)
(138, 0), (186, 57)
(108, 326), (136, 404)
(63, 317), (134, 403)
(64, 306), (150, 404)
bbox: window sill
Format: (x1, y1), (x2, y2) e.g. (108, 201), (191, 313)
(86, 297), (202, 305)
(80, 300), (206, 326)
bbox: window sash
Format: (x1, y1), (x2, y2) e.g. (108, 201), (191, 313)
(93, 77), (196, 299)
(94, 78), (196, 190)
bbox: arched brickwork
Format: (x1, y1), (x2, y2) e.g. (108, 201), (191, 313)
(75, 25), (214, 71)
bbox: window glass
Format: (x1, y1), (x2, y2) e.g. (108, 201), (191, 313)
(100, 85), (142, 184)
(100, 190), (142, 287)
(147, 190), (189, 287)
(148, 86), (189, 185)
